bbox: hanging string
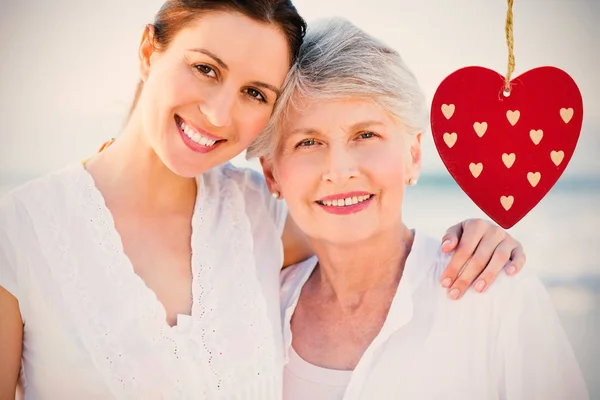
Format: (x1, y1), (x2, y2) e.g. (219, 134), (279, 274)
(504, 0), (515, 93)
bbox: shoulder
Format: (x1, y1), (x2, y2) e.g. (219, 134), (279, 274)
(208, 162), (287, 229)
(1, 163), (87, 234)
(211, 162), (268, 193)
(5, 163), (84, 205)
(410, 229), (544, 306)
(408, 230), (450, 282)
(204, 163), (271, 206)
(202, 163), (288, 246)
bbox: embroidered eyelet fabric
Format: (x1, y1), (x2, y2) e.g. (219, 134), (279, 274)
(0, 162), (287, 400)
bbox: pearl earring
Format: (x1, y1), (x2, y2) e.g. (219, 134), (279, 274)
(272, 191), (280, 199)
(407, 178), (418, 186)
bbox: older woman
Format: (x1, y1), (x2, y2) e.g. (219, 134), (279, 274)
(251, 18), (589, 400)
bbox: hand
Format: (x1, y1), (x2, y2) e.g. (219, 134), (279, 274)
(439, 219), (526, 300)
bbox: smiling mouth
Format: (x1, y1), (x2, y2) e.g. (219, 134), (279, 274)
(316, 194), (374, 207)
(175, 115), (224, 147)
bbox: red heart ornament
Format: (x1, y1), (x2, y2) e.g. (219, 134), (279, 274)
(431, 66), (583, 229)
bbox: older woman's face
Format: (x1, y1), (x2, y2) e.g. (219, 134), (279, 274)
(268, 98), (420, 244)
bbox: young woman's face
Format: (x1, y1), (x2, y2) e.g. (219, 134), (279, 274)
(138, 11), (291, 177)
(266, 98), (421, 245)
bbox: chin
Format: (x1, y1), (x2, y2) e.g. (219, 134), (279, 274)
(163, 140), (229, 178)
(158, 151), (206, 179)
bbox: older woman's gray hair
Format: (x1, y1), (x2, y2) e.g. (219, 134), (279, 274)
(247, 17), (429, 160)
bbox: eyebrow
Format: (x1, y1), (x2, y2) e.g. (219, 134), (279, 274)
(249, 81), (281, 97)
(190, 48), (229, 70)
(348, 120), (387, 131)
(288, 120), (387, 137)
(189, 48), (281, 98)
(287, 127), (320, 137)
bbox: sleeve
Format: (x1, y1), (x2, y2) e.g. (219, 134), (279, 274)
(240, 165), (289, 237)
(0, 194), (21, 300)
(497, 271), (590, 400)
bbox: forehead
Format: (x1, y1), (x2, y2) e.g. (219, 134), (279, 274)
(170, 11), (291, 84)
(282, 97), (397, 132)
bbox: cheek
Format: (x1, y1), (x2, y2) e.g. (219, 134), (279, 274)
(276, 157), (318, 204)
(356, 145), (407, 209)
(142, 67), (190, 122)
(235, 110), (272, 145)
(358, 143), (407, 181)
(377, 159), (407, 208)
(160, 66), (205, 111)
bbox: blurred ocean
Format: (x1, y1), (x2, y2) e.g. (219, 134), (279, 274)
(1, 163), (598, 398)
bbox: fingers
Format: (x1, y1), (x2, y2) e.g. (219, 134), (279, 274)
(446, 258), (484, 300)
(444, 222), (502, 299)
(444, 222), (527, 300)
(506, 243), (526, 275)
(466, 236), (516, 295)
(440, 222), (463, 253)
(440, 219), (487, 290)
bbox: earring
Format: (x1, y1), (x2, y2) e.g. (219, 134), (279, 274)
(407, 178), (418, 186)
(272, 191), (280, 199)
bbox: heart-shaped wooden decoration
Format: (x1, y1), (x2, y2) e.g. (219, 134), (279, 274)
(431, 66), (583, 228)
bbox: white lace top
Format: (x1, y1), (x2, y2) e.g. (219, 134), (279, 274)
(0, 162), (288, 400)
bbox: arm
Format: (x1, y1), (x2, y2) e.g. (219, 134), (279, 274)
(281, 214), (313, 267)
(439, 219), (526, 300)
(0, 286), (22, 400)
(258, 159), (314, 268)
(498, 274), (589, 399)
(280, 217), (527, 280)
(0, 195), (23, 399)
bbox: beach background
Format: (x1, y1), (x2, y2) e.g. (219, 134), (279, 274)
(1, 0), (598, 397)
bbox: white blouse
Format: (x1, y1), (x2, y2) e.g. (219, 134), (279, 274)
(280, 230), (590, 400)
(0, 162), (288, 400)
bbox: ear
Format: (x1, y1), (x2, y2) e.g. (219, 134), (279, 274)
(407, 133), (422, 181)
(139, 24), (157, 82)
(260, 157), (282, 198)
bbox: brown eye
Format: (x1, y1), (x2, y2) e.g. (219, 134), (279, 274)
(245, 88), (267, 103)
(194, 64), (216, 78)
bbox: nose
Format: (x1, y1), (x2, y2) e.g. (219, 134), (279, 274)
(199, 88), (235, 127)
(322, 145), (359, 184)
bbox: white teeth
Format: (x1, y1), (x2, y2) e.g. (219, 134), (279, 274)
(320, 195), (372, 207)
(179, 120), (218, 147)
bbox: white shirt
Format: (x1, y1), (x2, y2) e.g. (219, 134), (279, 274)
(280, 230), (590, 400)
(285, 346), (351, 399)
(0, 162), (288, 400)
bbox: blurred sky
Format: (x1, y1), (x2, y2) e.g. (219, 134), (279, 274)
(0, 0), (598, 180)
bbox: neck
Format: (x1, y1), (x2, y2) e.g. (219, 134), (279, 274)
(84, 111), (197, 215)
(308, 223), (414, 310)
